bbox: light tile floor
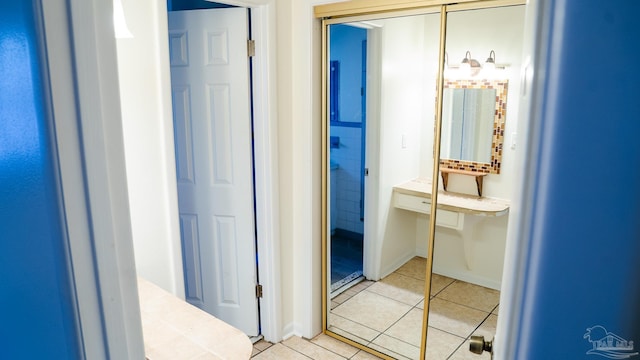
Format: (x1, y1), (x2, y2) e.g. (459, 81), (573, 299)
(256, 257), (498, 360)
(251, 334), (382, 359)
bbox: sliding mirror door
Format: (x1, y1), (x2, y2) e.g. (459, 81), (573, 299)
(425, 4), (526, 358)
(321, 2), (526, 359)
(324, 9), (442, 359)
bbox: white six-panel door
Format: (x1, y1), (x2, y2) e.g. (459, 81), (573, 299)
(168, 7), (259, 336)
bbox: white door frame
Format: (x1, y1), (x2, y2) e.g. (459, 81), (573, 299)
(198, 0), (282, 342)
(40, 0), (144, 358)
(47, 0), (282, 354)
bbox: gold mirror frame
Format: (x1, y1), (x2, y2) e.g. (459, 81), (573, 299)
(439, 79), (508, 174)
(317, 1), (524, 359)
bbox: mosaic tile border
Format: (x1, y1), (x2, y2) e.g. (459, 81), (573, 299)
(439, 79), (508, 175)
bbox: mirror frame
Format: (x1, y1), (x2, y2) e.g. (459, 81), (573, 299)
(439, 79), (508, 174)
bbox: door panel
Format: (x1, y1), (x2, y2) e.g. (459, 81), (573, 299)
(169, 7), (258, 336)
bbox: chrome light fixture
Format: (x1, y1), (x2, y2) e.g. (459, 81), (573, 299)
(460, 51), (481, 76)
(459, 51), (472, 72)
(484, 50), (496, 71)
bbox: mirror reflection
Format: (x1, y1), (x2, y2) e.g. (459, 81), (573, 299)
(325, 4), (525, 359)
(439, 78), (508, 174)
(328, 11), (441, 360)
(427, 4), (525, 360)
(441, 87), (496, 164)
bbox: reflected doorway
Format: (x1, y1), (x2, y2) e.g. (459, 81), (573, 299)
(329, 24), (368, 294)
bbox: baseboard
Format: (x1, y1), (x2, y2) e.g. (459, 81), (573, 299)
(379, 250), (415, 280)
(432, 265), (502, 290)
(281, 322), (299, 341)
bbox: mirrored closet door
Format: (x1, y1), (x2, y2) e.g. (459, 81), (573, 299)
(427, 4), (526, 359)
(318, 1), (526, 359)
(323, 9), (442, 359)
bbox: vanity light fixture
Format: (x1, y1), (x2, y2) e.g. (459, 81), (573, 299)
(484, 50), (496, 71)
(446, 51), (503, 79)
(459, 51), (472, 72)
(460, 51), (481, 76)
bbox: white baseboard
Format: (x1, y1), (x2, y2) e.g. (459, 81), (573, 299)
(379, 250), (415, 280)
(432, 265), (501, 290)
(281, 322), (300, 341)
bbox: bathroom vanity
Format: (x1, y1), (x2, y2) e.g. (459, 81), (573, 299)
(393, 177), (509, 273)
(393, 178), (509, 217)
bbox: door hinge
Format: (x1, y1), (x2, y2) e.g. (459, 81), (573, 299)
(247, 40), (256, 57)
(255, 284), (263, 298)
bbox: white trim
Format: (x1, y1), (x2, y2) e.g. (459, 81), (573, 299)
(363, 24), (383, 281)
(494, 0), (541, 358)
(41, 0), (144, 358)
(248, 3), (283, 343)
(154, 0), (187, 299)
(38, 1), (107, 357)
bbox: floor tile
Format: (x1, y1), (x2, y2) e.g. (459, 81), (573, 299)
(328, 313), (380, 343)
(333, 292), (353, 305)
(394, 257), (427, 281)
(429, 273), (456, 296)
(384, 308), (424, 347)
(425, 326), (466, 359)
(252, 340), (273, 355)
(327, 327), (371, 348)
(331, 291), (412, 332)
(427, 298), (489, 338)
(369, 334), (418, 360)
(351, 350), (385, 359)
(437, 281), (500, 313)
(366, 273), (425, 306)
(472, 314), (498, 339)
(251, 343), (310, 360)
(310, 334), (360, 358)
(351, 280), (375, 292)
(283, 336), (345, 360)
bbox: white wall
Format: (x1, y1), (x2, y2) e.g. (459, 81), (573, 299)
(116, 0), (184, 296)
(372, 14), (438, 278)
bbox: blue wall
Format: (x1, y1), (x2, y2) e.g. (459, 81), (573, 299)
(330, 24), (366, 124)
(517, 1), (640, 358)
(0, 2), (81, 358)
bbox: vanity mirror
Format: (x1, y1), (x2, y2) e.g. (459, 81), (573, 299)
(440, 79), (508, 174)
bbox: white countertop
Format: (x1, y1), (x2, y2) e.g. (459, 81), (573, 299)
(393, 178), (510, 216)
(138, 277), (253, 360)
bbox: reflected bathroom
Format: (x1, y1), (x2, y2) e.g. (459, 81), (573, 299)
(325, 4), (526, 359)
(329, 23), (368, 295)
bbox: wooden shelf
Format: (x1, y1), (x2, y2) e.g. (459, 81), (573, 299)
(440, 168), (488, 197)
